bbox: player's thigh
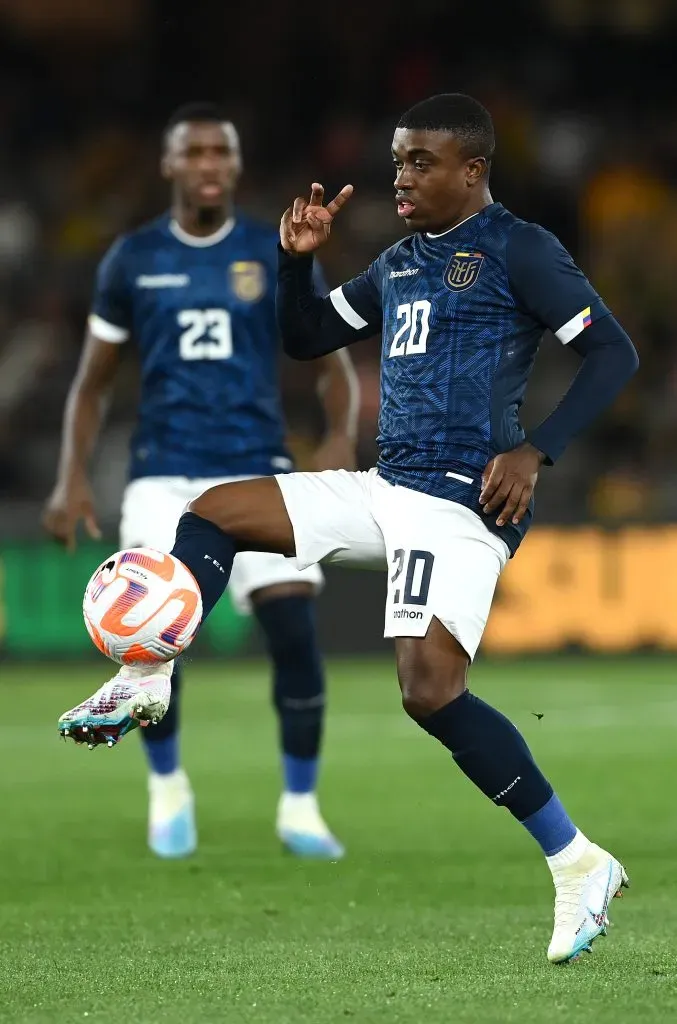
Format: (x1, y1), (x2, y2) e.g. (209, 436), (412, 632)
(189, 476), (296, 554)
(119, 477), (191, 551)
(371, 476), (509, 662)
(229, 551), (324, 614)
(275, 468), (386, 570)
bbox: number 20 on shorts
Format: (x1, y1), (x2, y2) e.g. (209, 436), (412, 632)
(390, 549), (435, 605)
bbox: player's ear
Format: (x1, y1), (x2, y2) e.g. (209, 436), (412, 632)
(160, 154), (172, 182)
(466, 157), (486, 186)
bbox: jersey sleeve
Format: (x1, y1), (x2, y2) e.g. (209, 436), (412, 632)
(312, 258), (330, 297)
(88, 236), (133, 343)
(328, 258), (383, 335)
(506, 223), (610, 345)
(277, 247), (383, 359)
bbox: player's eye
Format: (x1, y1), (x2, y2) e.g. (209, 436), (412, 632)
(414, 161), (430, 171)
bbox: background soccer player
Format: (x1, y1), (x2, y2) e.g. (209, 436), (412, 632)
(60, 94), (638, 963)
(45, 103), (358, 861)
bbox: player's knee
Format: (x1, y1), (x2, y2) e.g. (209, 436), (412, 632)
(188, 484), (236, 529)
(398, 649), (466, 719)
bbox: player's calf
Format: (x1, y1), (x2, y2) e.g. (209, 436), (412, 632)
(396, 619), (628, 961)
(255, 589), (344, 859)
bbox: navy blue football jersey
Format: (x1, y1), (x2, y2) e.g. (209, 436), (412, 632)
(90, 212), (326, 480)
(329, 202), (610, 552)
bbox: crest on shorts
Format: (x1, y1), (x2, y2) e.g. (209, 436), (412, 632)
(444, 251), (484, 292)
(229, 261), (266, 302)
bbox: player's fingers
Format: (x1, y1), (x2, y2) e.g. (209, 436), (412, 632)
(479, 458), (495, 501)
(479, 461), (502, 505)
(84, 509), (102, 540)
(65, 521), (77, 553)
(509, 486), (532, 526)
(280, 208), (297, 248)
(483, 477), (512, 514)
(292, 197), (306, 224)
(309, 182), (324, 207)
(44, 510), (68, 545)
(306, 207), (333, 228)
(495, 482), (524, 527)
(325, 184), (354, 217)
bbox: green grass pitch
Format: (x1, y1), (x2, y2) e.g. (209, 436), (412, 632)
(1, 656), (677, 1023)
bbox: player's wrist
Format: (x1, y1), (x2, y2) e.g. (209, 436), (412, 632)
(278, 241), (309, 258)
(59, 467), (90, 491)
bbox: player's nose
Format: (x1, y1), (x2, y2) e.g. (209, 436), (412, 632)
(394, 167), (414, 189)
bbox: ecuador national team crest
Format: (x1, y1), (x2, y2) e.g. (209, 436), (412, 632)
(444, 251), (485, 292)
(229, 261), (266, 302)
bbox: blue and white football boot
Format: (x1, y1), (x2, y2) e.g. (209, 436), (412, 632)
(276, 792), (345, 860)
(57, 663), (173, 748)
(547, 842), (629, 963)
(148, 768), (197, 859)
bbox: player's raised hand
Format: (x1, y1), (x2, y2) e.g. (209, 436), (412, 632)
(43, 476), (102, 552)
(280, 183), (353, 254)
(480, 442), (546, 528)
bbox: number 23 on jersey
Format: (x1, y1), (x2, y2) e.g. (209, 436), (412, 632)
(178, 308), (233, 360)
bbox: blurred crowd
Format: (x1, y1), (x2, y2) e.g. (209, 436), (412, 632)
(1, 0), (677, 535)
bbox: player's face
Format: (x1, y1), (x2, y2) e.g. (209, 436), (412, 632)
(163, 121), (242, 209)
(391, 128), (487, 233)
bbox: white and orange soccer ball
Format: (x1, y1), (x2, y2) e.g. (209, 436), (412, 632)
(82, 548), (202, 665)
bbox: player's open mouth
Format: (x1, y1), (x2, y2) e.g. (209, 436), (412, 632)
(198, 183), (223, 199)
(396, 196), (416, 218)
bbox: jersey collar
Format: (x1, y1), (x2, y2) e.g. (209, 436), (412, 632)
(169, 216), (236, 247)
(425, 202), (501, 240)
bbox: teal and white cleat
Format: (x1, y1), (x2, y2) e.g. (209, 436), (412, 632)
(276, 792), (345, 860)
(58, 663), (173, 749)
(148, 768), (197, 859)
(547, 843), (629, 964)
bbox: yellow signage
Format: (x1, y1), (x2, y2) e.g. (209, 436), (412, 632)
(484, 526), (677, 652)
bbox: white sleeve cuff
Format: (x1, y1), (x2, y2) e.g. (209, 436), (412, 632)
(88, 313), (129, 343)
(329, 286), (368, 330)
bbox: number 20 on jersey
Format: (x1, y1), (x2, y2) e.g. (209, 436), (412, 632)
(389, 300), (431, 357)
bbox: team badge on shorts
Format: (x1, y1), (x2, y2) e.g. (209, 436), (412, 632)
(229, 261), (266, 302)
(444, 251), (484, 292)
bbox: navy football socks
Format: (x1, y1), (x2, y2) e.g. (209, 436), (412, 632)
(255, 595), (325, 794)
(171, 511), (236, 619)
(142, 660), (182, 775)
(416, 690), (577, 854)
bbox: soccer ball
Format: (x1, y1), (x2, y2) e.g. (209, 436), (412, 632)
(82, 548), (203, 665)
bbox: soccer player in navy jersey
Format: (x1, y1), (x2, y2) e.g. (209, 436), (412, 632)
(59, 94), (638, 961)
(45, 103), (359, 861)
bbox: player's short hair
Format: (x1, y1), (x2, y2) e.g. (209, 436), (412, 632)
(397, 93), (495, 165)
(163, 102), (232, 144)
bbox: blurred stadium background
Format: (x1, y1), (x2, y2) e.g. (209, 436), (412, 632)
(2, 0), (677, 657)
(2, 3), (677, 1023)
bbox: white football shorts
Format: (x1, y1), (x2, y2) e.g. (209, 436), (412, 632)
(275, 468), (509, 660)
(120, 475), (323, 613)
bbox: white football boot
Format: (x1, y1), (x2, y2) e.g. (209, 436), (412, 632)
(58, 662), (173, 748)
(148, 768), (197, 859)
(276, 792), (345, 860)
(547, 834), (629, 963)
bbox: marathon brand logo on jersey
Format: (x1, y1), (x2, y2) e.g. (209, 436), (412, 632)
(229, 261), (265, 302)
(444, 251), (485, 292)
(136, 274), (190, 288)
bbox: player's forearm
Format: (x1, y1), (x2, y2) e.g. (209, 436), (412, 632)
(56, 385), (108, 483)
(316, 350), (360, 442)
(528, 316), (639, 464)
(277, 247), (358, 360)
